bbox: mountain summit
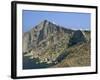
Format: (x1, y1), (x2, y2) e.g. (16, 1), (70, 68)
(23, 20), (90, 69)
(23, 20), (74, 53)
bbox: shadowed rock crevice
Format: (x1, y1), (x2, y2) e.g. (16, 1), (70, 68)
(68, 30), (87, 47)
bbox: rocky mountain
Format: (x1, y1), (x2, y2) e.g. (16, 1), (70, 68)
(23, 20), (90, 69)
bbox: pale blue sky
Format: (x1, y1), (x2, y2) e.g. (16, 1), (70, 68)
(22, 10), (91, 32)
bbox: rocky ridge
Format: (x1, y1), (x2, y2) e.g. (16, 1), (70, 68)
(23, 20), (90, 68)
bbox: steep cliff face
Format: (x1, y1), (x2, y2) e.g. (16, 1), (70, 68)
(23, 20), (74, 53)
(23, 20), (90, 68)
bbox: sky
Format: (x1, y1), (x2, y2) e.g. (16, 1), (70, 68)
(22, 10), (91, 32)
